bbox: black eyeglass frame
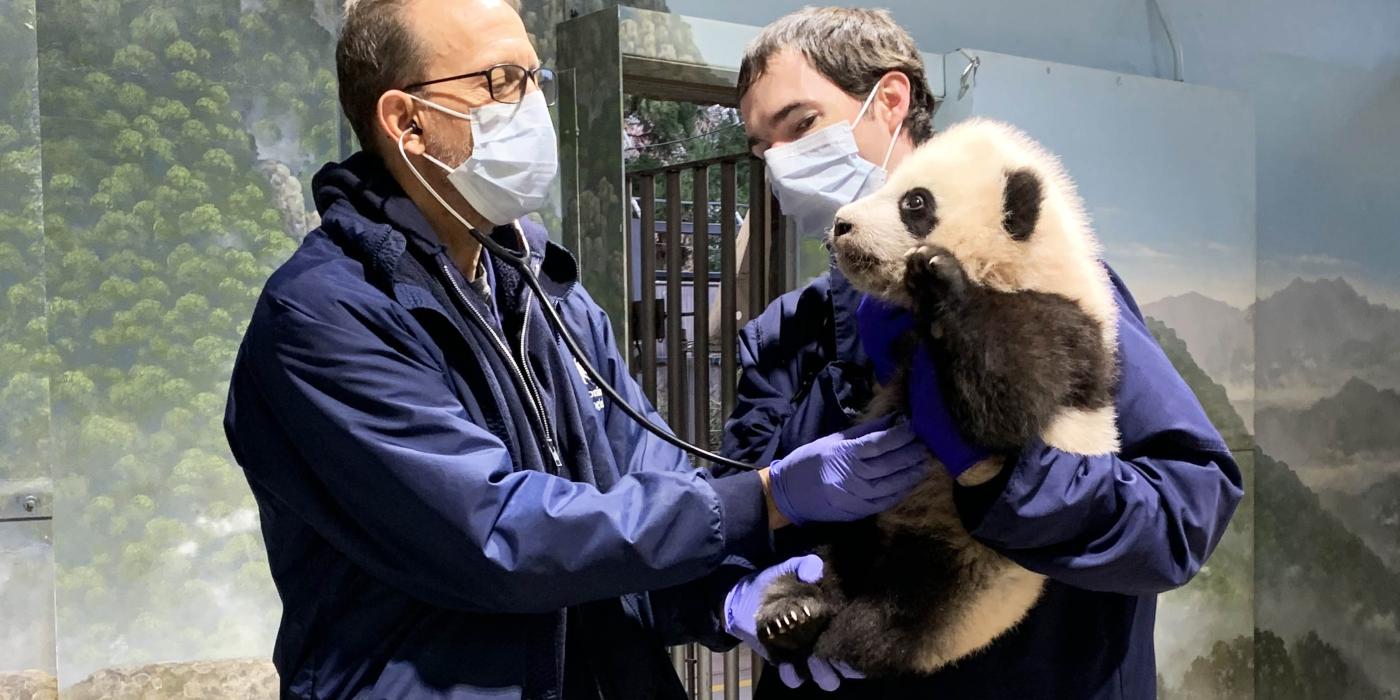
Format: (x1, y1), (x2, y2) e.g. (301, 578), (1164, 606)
(402, 63), (557, 106)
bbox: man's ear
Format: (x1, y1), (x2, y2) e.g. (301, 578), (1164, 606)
(875, 71), (911, 134)
(377, 89), (423, 155)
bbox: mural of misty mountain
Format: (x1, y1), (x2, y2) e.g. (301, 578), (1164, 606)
(1254, 276), (1400, 698)
(1255, 278), (1400, 402)
(1146, 274), (1400, 697)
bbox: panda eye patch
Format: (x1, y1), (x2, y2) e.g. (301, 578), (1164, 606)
(899, 187), (938, 237)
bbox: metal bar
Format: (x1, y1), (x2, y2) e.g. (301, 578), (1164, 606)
(746, 160), (767, 326)
(673, 646), (687, 685)
(665, 169), (686, 433)
(691, 166), (711, 458)
(765, 180), (787, 305)
(697, 646), (713, 700)
(716, 160), (739, 420)
(723, 648), (740, 700)
(628, 152), (748, 179)
(719, 161), (738, 421)
(638, 175), (658, 401)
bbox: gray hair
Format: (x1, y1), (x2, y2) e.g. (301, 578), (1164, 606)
(737, 7), (938, 145)
(336, 0), (424, 155)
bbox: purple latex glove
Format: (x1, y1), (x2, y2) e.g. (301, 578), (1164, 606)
(768, 416), (930, 526)
(854, 294), (915, 384)
(854, 294), (990, 478)
(906, 349), (991, 478)
(723, 555), (865, 691)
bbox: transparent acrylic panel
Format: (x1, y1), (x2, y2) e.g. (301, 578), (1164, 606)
(35, 0), (337, 689)
(1, 0), (57, 690)
(0, 521), (57, 690)
(938, 50), (1256, 695)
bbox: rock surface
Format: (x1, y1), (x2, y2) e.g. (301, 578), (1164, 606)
(2, 659), (277, 699)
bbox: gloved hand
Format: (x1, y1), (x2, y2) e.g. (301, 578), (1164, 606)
(854, 293), (915, 384)
(853, 293), (989, 478)
(723, 555), (865, 691)
(906, 349), (990, 478)
(768, 416), (929, 526)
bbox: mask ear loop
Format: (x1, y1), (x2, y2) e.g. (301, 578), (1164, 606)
(398, 126), (480, 235)
(854, 78), (904, 170)
(881, 120), (904, 171)
(397, 126), (533, 261)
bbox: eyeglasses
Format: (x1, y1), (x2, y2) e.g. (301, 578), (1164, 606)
(404, 64), (557, 106)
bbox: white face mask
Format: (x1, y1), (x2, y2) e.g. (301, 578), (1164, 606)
(763, 84), (903, 236)
(403, 90), (558, 227)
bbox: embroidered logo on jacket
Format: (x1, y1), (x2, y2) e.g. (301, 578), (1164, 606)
(575, 359), (605, 412)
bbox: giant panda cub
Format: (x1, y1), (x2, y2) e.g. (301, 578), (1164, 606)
(755, 118), (1121, 677)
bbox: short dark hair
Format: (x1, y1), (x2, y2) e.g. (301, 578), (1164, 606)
(737, 7), (938, 145)
(336, 0), (424, 155)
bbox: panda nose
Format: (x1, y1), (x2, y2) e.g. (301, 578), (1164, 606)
(833, 218), (854, 237)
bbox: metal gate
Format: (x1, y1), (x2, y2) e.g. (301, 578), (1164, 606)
(627, 154), (786, 697)
(557, 7), (794, 697)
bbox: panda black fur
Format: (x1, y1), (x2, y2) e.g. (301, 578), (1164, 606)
(754, 119), (1121, 677)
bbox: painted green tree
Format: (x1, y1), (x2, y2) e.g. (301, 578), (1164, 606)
(36, 0), (337, 681)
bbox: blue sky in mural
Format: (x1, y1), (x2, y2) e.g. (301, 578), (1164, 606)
(1244, 53), (1400, 307)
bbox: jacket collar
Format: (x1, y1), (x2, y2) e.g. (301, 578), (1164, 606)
(828, 260), (866, 365)
(312, 152), (578, 302)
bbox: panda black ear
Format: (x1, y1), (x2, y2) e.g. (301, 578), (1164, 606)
(1002, 169), (1043, 241)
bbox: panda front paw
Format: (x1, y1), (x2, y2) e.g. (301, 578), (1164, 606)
(755, 574), (835, 662)
(904, 244), (968, 317)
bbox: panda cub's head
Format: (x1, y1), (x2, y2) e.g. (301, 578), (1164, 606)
(830, 118), (1115, 339)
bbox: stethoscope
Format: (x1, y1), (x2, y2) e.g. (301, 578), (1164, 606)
(399, 127), (761, 472)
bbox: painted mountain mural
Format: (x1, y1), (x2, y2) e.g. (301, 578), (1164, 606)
(1255, 278), (1400, 405)
(1144, 277), (1400, 698)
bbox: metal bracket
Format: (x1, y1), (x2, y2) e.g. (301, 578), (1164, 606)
(0, 480), (53, 521)
(957, 49), (981, 100)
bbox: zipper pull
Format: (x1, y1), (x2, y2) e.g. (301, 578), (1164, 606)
(546, 437), (565, 473)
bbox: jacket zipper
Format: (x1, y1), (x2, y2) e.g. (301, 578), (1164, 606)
(441, 262), (565, 473)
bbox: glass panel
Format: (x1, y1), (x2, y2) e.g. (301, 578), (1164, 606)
(1, 0), (57, 691)
(35, 0), (337, 687)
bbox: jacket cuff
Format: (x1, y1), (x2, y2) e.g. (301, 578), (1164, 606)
(709, 470), (775, 567)
(953, 453), (1017, 532)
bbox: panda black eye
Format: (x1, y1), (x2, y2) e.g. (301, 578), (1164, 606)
(898, 187), (938, 237)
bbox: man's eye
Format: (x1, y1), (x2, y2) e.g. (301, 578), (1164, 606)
(796, 115), (817, 134)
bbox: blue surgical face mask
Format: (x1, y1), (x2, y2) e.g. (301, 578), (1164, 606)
(763, 84), (903, 236)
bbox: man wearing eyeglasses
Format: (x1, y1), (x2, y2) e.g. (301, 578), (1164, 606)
(223, 0), (933, 698)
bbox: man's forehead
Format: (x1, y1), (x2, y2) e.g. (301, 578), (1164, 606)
(743, 50), (845, 116)
(411, 0), (535, 70)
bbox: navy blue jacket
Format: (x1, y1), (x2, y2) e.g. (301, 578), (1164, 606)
(723, 266), (1243, 699)
(224, 154), (771, 700)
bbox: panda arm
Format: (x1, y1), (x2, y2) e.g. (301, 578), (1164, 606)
(950, 280), (1245, 596)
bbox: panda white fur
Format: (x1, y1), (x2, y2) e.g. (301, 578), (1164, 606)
(754, 118), (1121, 676)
